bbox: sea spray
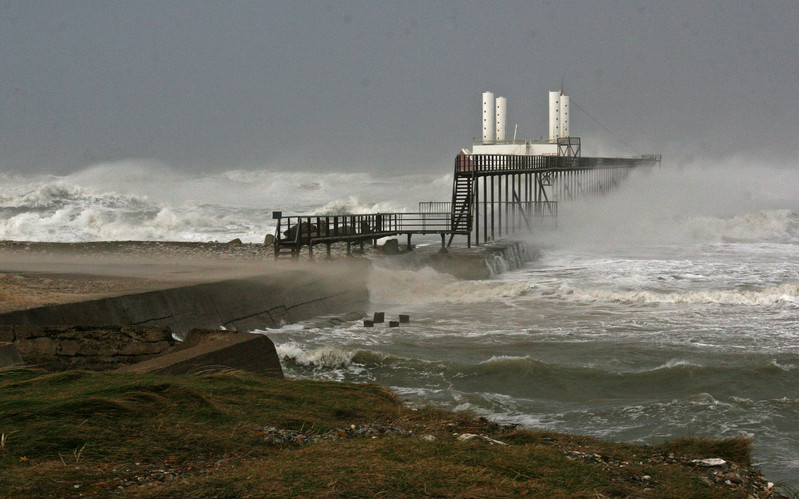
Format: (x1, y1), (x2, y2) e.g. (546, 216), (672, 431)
(0, 163), (452, 242)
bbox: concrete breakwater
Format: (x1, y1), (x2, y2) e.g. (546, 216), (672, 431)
(0, 260), (371, 339)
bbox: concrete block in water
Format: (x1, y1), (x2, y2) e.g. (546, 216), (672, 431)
(398, 314), (410, 323)
(0, 342), (23, 368)
(389, 321), (399, 327)
(121, 330), (283, 377)
(363, 320), (374, 327)
(373, 312), (385, 323)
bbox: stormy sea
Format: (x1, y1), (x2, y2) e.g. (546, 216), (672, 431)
(2, 158), (797, 484)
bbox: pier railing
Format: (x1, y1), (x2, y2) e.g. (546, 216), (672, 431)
(276, 212), (452, 243)
(456, 154), (660, 173)
(273, 211), (456, 257)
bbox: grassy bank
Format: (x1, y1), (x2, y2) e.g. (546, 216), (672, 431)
(0, 368), (780, 498)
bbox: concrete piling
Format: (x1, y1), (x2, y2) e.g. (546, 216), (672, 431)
(373, 312), (385, 323)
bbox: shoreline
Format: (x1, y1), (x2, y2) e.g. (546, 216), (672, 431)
(0, 239), (789, 494)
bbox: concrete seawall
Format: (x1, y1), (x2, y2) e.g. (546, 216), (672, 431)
(0, 260), (370, 339)
(481, 240), (539, 276)
(379, 239), (538, 280)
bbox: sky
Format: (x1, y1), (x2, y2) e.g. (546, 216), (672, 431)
(1, 1), (798, 176)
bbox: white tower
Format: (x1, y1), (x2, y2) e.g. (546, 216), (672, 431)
(495, 96), (507, 142)
(482, 91), (496, 144)
(560, 94), (569, 138)
(548, 91), (560, 142)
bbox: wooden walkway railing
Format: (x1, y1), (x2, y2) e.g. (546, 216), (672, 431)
(273, 212), (453, 258)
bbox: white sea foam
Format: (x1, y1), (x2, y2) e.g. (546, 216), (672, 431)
(310, 196), (405, 216)
(368, 266), (532, 305)
(0, 161), (452, 242)
(557, 283), (799, 306)
(276, 342), (360, 369)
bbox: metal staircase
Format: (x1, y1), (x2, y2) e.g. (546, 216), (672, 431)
(447, 170), (474, 246)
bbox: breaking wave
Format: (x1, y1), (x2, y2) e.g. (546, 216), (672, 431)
(0, 162), (452, 242)
(679, 209), (799, 243)
(0, 182), (266, 242)
(310, 196), (405, 216)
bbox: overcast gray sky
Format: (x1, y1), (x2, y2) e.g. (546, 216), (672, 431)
(1, 1), (798, 175)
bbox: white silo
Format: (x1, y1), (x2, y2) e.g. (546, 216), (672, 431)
(482, 91), (496, 144)
(549, 91), (560, 142)
(560, 94), (569, 138)
(495, 96), (507, 142)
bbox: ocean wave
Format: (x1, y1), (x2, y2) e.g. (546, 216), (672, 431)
(276, 342), (449, 371)
(277, 343), (366, 369)
(466, 355), (798, 402)
(0, 181), (154, 210)
(678, 209), (799, 243)
(0, 163), (454, 242)
(0, 202), (260, 242)
(474, 355), (798, 379)
(310, 196), (406, 216)
(558, 283), (799, 306)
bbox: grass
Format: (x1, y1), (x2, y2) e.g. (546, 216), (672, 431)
(0, 367), (774, 498)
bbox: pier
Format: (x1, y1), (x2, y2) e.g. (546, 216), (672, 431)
(273, 148), (659, 258)
(273, 90), (661, 258)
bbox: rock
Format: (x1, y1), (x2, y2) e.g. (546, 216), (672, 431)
(565, 451), (604, 463)
(262, 424), (411, 446)
(457, 433), (507, 445)
(420, 434), (437, 442)
(283, 222), (319, 243)
(381, 238), (401, 255)
(373, 312), (385, 323)
(723, 472), (742, 484)
(264, 234), (275, 246)
(691, 458), (728, 468)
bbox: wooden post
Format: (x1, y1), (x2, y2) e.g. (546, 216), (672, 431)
(483, 176), (487, 244)
(498, 174), (502, 238)
(490, 174), (495, 241)
(474, 174), (480, 246)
